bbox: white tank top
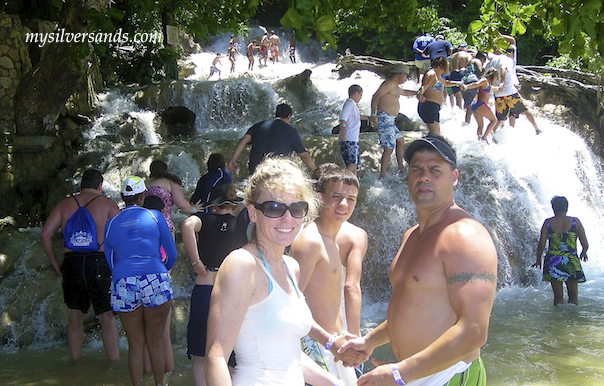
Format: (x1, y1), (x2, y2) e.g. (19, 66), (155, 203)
(232, 254), (313, 386)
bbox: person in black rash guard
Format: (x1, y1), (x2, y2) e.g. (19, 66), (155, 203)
(181, 183), (251, 386)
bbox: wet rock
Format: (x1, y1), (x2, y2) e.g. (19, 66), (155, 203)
(159, 105), (196, 136)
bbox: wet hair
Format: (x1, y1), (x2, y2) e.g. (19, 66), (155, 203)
(475, 51), (487, 61)
(207, 153), (226, 170)
(485, 68), (499, 82)
(245, 157), (319, 224)
(312, 163), (359, 194)
(81, 169), (103, 189)
(149, 160), (182, 185)
(275, 103), (293, 118)
(551, 196), (569, 215)
(348, 84), (363, 97)
(431, 57), (449, 74)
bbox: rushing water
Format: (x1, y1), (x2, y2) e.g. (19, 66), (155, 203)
(2, 33), (604, 385)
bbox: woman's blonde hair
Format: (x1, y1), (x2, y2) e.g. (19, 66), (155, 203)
(245, 157), (319, 223)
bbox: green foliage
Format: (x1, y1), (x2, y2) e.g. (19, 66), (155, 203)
(468, 0), (604, 68)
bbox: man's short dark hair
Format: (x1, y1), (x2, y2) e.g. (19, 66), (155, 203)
(313, 163), (359, 194)
(348, 84), (363, 97)
(275, 103), (292, 118)
(551, 196), (569, 215)
(81, 169), (103, 189)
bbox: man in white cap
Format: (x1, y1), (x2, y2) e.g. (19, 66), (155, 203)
(369, 64), (418, 179)
(340, 135), (497, 386)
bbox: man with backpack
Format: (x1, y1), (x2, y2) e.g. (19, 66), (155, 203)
(40, 169), (120, 362)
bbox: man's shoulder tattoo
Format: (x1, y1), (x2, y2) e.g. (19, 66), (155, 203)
(446, 271), (497, 285)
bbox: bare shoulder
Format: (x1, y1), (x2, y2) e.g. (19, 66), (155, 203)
(222, 247), (257, 271)
(291, 222), (323, 251)
(440, 208), (496, 260)
(443, 211), (492, 244)
(338, 221), (367, 244)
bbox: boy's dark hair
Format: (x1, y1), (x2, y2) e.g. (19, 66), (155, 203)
(551, 196), (569, 215)
(207, 153), (226, 170)
(122, 192), (144, 206)
(348, 84), (363, 97)
(81, 169), (103, 189)
(275, 103), (293, 118)
(313, 163), (359, 194)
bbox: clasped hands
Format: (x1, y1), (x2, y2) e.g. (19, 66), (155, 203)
(330, 333), (370, 368)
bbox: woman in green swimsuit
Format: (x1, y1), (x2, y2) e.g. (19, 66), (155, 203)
(533, 196), (589, 306)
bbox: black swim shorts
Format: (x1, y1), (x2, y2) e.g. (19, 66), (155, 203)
(61, 252), (112, 315)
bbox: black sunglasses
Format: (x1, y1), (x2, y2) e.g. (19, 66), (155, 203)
(253, 201), (309, 219)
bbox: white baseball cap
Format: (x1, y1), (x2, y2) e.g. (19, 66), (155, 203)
(121, 176), (146, 196)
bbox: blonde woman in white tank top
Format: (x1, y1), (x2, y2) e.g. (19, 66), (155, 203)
(205, 158), (366, 386)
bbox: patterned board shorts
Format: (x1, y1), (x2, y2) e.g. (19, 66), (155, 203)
(110, 272), (173, 312)
(339, 140), (360, 166)
(377, 111), (401, 149)
(495, 93), (527, 120)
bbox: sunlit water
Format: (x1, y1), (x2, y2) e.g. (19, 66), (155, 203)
(3, 34), (604, 385)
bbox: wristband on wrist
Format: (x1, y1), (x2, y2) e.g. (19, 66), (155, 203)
(392, 364), (406, 385)
(191, 206), (197, 214)
(325, 334), (337, 350)
(191, 257), (201, 266)
(370, 113), (376, 116)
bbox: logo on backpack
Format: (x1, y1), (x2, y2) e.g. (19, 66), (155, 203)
(63, 195), (100, 253)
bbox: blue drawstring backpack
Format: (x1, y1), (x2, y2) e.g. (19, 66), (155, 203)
(63, 195), (100, 253)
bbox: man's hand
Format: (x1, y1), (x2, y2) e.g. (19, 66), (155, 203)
(335, 335), (373, 367)
(330, 333), (369, 367)
(369, 115), (377, 124)
(227, 160), (239, 174)
(357, 360), (401, 386)
(50, 259), (62, 276)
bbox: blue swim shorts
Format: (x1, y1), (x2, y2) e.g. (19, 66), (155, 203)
(110, 272), (173, 312)
(339, 140), (360, 167)
(376, 110), (401, 149)
(418, 101), (441, 124)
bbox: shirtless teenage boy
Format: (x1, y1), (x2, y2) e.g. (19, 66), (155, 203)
(291, 165), (360, 385)
(40, 169), (120, 362)
(207, 53), (222, 80)
(370, 64), (418, 179)
(340, 136), (497, 386)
